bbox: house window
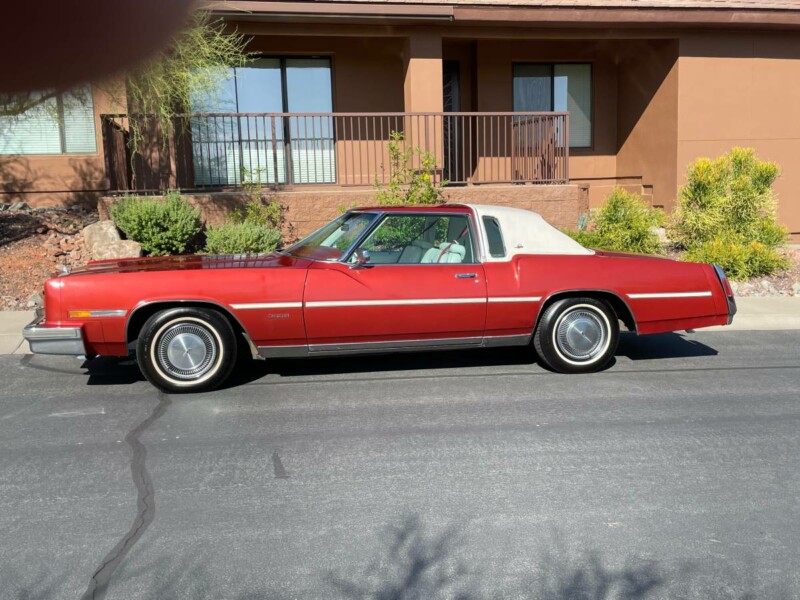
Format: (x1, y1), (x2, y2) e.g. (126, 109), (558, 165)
(191, 57), (334, 186)
(513, 63), (591, 148)
(0, 85), (96, 155)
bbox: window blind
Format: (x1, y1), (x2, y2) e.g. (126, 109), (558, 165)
(0, 85), (96, 155)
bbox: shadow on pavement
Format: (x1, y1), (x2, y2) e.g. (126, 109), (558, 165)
(72, 331), (720, 389)
(616, 332), (718, 361)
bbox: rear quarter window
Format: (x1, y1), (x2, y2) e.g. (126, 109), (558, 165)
(482, 216), (506, 258)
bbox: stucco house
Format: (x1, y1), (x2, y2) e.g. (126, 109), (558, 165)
(2, 0), (800, 239)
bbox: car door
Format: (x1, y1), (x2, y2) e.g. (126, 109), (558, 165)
(303, 212), (487, 352)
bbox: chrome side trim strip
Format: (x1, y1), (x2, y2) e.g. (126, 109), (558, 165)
(483, 334), (531, 347)
(258, 345), (309, 358)
(305, 298), (486, 308)
(257, 333), (533, 358)
(308, 336), (483, 353)
(89, 309), (127, 318)
(627, 291), (713, 299)
(487, 296), (542, 303)
(231, 302), (303, 310)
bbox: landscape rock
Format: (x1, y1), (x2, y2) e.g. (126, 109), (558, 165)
(792, 282), (800, 294)
(27, 291), (43, 308)
(82, 220), (121, 254)
(9, 202), (30, 211)
(91, 240), (142, 261)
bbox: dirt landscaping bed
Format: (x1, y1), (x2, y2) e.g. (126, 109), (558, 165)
(0, 206), (98, 310)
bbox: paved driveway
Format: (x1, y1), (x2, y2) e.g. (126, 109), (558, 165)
(1, 330), (799, 599)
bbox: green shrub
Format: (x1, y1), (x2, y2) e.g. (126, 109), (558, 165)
(564, 188), (664, 255)
(229, 198), (282, 229)
(111, 191), (201, 256)
(563, 228), (606, 249)
(683, 236), (790, 280)
(670, 147), (789, 279)
(204, 222), (282, 255)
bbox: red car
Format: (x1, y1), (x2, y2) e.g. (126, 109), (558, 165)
(23, 204), (736, 392)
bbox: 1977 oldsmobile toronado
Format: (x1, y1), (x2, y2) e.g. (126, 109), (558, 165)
(23, 204), (736, 392)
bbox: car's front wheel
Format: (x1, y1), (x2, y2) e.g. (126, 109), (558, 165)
(136, 307), (237, 393)
(533, 297), (619, 373)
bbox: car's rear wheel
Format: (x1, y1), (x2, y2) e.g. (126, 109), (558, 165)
(533, 297), (619, 373)
(136, 307), (237, 393)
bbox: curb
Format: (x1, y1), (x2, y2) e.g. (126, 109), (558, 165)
(1, 299), (799, 355)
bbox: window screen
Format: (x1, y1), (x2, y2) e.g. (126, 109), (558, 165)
(482, 216), (506, 257)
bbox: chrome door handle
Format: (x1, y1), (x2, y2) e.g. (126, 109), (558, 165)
(456, 273), (477, 279)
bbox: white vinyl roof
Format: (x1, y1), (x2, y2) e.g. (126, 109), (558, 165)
(466, 204), (593, 261)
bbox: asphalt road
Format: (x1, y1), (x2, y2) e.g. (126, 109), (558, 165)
(1, 330), (799, 600)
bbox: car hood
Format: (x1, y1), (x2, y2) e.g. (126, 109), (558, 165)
(65, 252), (309, 276)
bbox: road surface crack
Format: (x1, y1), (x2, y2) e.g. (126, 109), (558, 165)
(80, 391), (171, 600)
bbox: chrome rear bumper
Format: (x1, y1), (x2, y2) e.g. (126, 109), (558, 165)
(22, 309), (87, 355)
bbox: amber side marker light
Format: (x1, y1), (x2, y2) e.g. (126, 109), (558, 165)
(69, 311), (93, 319)
(68, 310), (127, 319)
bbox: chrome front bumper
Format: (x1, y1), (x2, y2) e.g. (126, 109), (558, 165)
(23, 309), (87, 355)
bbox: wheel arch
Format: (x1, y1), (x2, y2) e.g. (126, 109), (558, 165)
(126, 300), (258, 358)
(535, 289), (637, 335)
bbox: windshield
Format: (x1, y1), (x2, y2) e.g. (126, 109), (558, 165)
(285, 212), (378, 261)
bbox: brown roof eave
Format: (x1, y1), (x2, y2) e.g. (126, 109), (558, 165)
(453, 6), (800, 28)
(204, 1), (454, 20)
(204, 1), (800, 28)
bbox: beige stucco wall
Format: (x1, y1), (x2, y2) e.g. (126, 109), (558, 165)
(677, 31), (800, 236)
(243, 33), (406, 113)
(616, 39), (680, 210)
(473, 39), (619, 194)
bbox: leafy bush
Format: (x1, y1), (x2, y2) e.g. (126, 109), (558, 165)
(682, 236), (790, 280)
(111, 191), (201, 256)
(670, 147), (788, 279)
(205, 190), (283, 255)
(204, 222), (282, 255)
(564, 188), (664, 255)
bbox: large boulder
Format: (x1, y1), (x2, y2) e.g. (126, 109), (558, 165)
(92, 240), (142, 261)
(82, 220), (120, 254)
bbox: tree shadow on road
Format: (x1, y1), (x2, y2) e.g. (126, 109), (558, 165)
(2, 514), (791, 600)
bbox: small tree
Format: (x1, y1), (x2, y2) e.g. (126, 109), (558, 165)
(374, 132), (447, 206)
(123, 11), (250, 154)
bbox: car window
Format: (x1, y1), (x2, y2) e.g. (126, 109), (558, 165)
(482, 216), (506, 258)
(351, 214), (476, 264)
(287, 212), (377, 261)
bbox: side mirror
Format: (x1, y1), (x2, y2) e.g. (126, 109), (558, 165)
(350, 248), (371, 269)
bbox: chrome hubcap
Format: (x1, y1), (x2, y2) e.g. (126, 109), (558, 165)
(556, 309), (607, 362)
(157, 323), (217, 380)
